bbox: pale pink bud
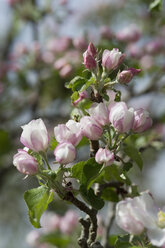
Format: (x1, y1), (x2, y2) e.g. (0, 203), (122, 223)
(116, 198), (145, 235)
(87, 42), (97, 57)
(109, 102), (134, 133)
(118, 68), (141, 84)
(102, 48), (125, 71)
(41, 212), (61, 231)
(73, 90), (89, 106)
(59, 64), (73, 78)
(83, 51), (96, 70)
(126, 43), (143, 59)
(133, 109), (152, 133)
(54, 58), (67, 70)
(20, 119), (49, 152)
(145, 39), (163, 54)
(88, 102), (109, 126)
(140, 55), (154, 70)
(116, 25), (141, 43)
(54, 142), (76, 164)
(13, 150), (38, 175)
(54, 121), (82, 146)
(95, 148), (114, 166)
(80, 116), (102, 140)
(60, 210), (78, 234)
(42, 52), (54, 64)
(73, 37), (87, 50)
(26, 230), (40, 247)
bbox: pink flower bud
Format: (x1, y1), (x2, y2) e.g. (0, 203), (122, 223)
(20, 119), (49, 152)
(54, 120), (82, 146)
(140, 55), (154, 70)
(60, 210), (78, 234)
(109, 102), (134, 133)
(88, 102), (109, 126)
(87, 42), (97, 57)
(26, 230), (40, 247)
(80, 116), (102, 140)
(54, 58), (67, 70)
(95, 148), (114, 166)
(41, 212), (61, 231)
(133, 109), (152, 133)
(83, 51), (96, 70)
(73, 90), (89, 105)
(118, 68), (141, 84)
(59, 64), (73, 78)
(54, 142), (76, 164)
(145, 39), (163, 54)
(116, 198), (145, 235)
(13, 150), (38, 175)
(102, 48), (125, 71)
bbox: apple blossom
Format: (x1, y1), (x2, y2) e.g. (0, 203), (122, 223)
(133, 108), (152, 133)
(83, 50), (96, 70)
(95, 148), (114, 166)
(54, 120), (82, 146)
(20, 119), (49, 152)
(54, 142), (76, 164)
(60, 210), (78, 234)
(73, 90), (88, 105)
(102, 48), (125, 71)
(116, 192), (165, 247)
(116, 24), (141, 42)
(80, 116), (102, 140)
(13, 150), (38, 175)
(117, 68), (141, 84)
(109, 102), (134, 133)
(87, 42), (97, 57)
(88, 102), (109, 126)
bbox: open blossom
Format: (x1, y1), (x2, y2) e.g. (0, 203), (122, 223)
(13, 150), (38, 175)
(88, 102), (109, 126)
(116, 192), (165, 247)
(20, 119), (49, 152)
(41, 212), (61, 232)
(80, 116), (102, 140)
(54, 142), (76, 164)
(54, 120), (82, 146)
(95, 148), (114, 166)
(102, 48), (125, 71)
(133, 108), (152, 133)
(109, 102), (134, 133)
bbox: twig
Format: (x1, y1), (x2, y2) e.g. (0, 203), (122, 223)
(102, 203), (116, 248)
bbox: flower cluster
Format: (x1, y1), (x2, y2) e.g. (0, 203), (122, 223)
(116, 192), (165, 247)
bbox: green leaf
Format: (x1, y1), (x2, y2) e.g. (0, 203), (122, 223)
(123, 162), (133, 172)
(40, 233), (70, 248)
(66, 76), (87, 91)
(0, 130), (11, 156)
(115, 235), (131, 248)
(101, 188), (119, 202)
(49, 137), (58, 150)
(82, 158), (103, 189)
(24, 186), (53, 228)
(80, 76), (95, 91)
(124, 145), (143, 170)
(80, 185), (104, 210)
(149, 0), (162, 11)
(71, 91), (79, 102)
(71, 161), (86, 182)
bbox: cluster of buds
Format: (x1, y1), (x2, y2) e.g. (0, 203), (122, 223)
(26, 210), (78, 248)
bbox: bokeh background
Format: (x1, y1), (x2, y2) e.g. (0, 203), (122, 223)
(0, 0), (165, 247)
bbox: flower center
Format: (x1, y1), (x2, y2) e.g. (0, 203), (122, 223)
(158, 210), (165, 228)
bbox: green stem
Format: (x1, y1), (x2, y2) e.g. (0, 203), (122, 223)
(42, 152), (51, 170)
